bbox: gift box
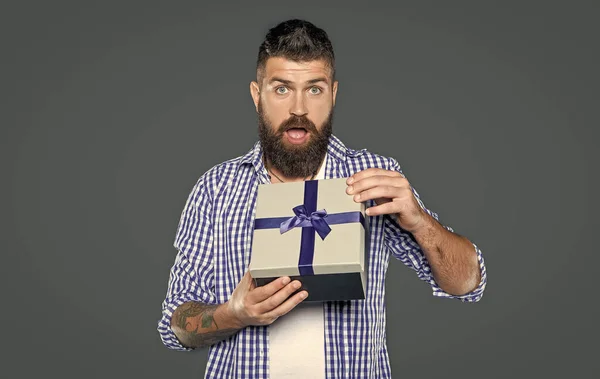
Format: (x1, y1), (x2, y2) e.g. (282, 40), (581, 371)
(249, 177), (369, 302)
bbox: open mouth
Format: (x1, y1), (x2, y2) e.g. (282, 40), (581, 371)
(284, 128), (309, 144)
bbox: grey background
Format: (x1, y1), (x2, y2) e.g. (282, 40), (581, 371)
(2, 1), (598, 378)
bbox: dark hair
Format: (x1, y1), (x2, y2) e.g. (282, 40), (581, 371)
(256, 19), (335, 83)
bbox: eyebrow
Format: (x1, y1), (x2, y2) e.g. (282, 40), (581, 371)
(268, 77), (329, 86)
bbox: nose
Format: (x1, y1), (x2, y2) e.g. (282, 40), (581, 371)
(290, 92), (308, 117)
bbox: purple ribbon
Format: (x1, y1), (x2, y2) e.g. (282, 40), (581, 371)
(254, 180), (365, 276)
(279, 205), (332, 240)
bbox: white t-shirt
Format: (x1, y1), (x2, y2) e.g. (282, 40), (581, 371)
(268, 158), (327, 379)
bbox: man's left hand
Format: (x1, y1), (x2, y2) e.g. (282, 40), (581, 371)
(346, 168), (428, 233)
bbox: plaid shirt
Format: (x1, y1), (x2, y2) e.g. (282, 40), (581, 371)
(157, 134), (487, 378)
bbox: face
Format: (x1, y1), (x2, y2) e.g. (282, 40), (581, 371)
(250, 57), (338, 178)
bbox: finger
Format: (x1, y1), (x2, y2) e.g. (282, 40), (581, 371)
(346, 175), (406, 196)
(247, 276), (291, 304)
(263, 290), (308, 322)
(347, 168), (403, 185)
(353, 185), (409, 204)
(256, 279), (303, 313)
(365, 200), (403, 217)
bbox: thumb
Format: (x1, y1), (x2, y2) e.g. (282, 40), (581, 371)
(239, 271), (254, 292)
(231, 272), (252, 306)
(247, 271), (256, 291)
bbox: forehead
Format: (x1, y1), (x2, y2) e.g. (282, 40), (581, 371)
(263, 57), (332, 83)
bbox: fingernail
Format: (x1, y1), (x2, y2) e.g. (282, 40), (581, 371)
(354, 194), (361, 201)
(282, 277), (290, 285)
(293, 281), (301, 289)
(300, 292), (308, 299)
(347, 186), (353, 194)
(347, 177), (354, 184)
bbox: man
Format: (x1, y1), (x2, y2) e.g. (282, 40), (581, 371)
(157, 19), (487, 379)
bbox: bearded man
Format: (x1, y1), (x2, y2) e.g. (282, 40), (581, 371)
(157, 18), (487, 379)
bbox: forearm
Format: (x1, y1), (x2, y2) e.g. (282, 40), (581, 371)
(411, 214), (481, 296)
(170, 301), (243, 349)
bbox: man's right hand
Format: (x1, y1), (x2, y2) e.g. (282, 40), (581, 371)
(227, 272), (308, 328)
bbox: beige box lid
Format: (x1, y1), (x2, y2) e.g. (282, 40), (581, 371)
(249, 178), (366, 279)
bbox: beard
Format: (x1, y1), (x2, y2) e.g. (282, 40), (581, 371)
(258, 102), (333, 178)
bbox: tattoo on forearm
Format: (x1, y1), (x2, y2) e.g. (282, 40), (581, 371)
(201, 308), (218, 329)
(172, 302), (238, 348)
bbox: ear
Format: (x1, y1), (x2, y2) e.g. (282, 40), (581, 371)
(250, 81), (260, 112)
(332, 80), (339, 107)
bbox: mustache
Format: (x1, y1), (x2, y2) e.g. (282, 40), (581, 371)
(278, 115), (318, 134)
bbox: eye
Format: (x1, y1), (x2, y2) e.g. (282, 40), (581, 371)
(275, 86), (289, 94)
(309, 86), (322, 95)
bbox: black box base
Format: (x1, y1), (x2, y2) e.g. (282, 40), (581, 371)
(255, 272), (365, 302)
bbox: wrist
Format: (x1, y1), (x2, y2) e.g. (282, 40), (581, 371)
(401, 208), (429, 234)
(409, 212), (436, 238)
(222, 301), (246, 329)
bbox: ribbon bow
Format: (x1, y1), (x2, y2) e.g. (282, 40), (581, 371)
(279, 205), (332, 240)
